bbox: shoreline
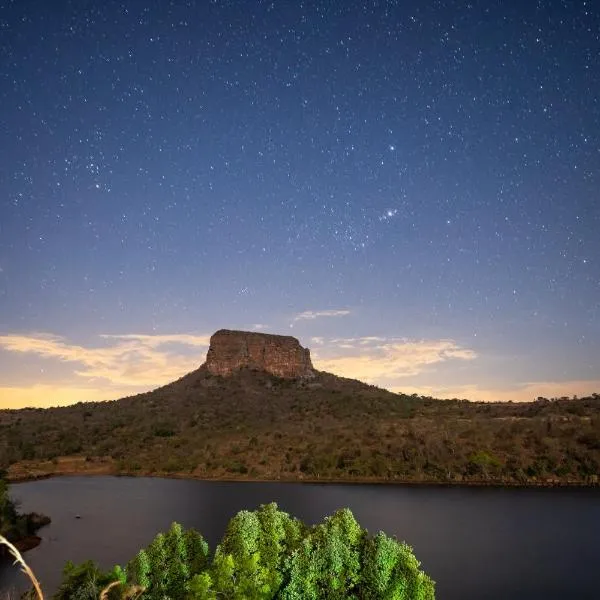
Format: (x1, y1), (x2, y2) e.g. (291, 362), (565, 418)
(7, 467), (599, 489)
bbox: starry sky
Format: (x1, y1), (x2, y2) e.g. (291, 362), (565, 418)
(1, 0), (599, 409)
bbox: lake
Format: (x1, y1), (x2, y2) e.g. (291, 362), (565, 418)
(1, 476), (599, 598)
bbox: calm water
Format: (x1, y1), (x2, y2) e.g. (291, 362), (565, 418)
(1, 477), (599, 599)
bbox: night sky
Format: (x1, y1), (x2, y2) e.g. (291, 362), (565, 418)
(1, 0), (599, 408)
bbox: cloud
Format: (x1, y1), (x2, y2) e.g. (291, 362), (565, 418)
(293, 309), (351, 322)
(312, 336), (477, 382)
(0, 332), (210, 388)
(100, 333), (211, 348)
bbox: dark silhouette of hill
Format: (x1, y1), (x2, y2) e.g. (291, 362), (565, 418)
(1, 363), (599, 486)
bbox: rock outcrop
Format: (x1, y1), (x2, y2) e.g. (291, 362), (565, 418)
(204, 329), (315, 379)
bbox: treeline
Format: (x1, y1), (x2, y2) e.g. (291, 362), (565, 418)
(1, 369), (599, 486)
(31, 503), (434, 599)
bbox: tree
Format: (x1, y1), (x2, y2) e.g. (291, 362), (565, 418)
(126, 524), (210, 598)
(126, 548), (150, 591)
(361, 532), (401, 599)
(212, 509), (272, 599)
(165, 521), (190, 597)
(394, 542), (435, 600)
(255, 502), (303, 593)
(145, 532), (169, 599)
(361, 532), (434, 600)
(208, 503), (304, 599)
(280, 508), (363, 600)
(185, 527), (210, 575)
(52, 560), (123, 600)
(467, 450), (500, 478)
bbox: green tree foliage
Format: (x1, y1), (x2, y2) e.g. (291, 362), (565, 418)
(165, 522), (190, 597)
(185, 527), (210, 575)
(52, 560), (123, 600)
(210, 548), (244, 598)
(55, 504), (435, 599)
(125, 523), (210, 599)
(209, 502), (305, 599)
(361, 533), (435, 600)
(256, 502), (304, 591)
(145, 532), (170, 598)
(280, 508), (363, 600)
(187, 572), (216, 599)
(126, 548), (151, 590)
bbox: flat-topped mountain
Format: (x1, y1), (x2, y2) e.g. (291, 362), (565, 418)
(0, 329), (598, 486)
(205, 329), (315, 379)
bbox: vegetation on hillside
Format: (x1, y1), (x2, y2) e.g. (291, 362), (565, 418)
(30, 503), (433, 599)
(0, 368), (598, 486)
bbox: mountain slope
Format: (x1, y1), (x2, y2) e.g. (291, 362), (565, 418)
(1, 366), (599, 485)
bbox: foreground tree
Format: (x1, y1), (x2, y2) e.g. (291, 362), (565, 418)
(55, 503), (434, 599)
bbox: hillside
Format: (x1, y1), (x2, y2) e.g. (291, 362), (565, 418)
(1, 362), (599, 486)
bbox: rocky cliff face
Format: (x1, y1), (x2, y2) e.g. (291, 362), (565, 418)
(204, 329), (315, 379)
